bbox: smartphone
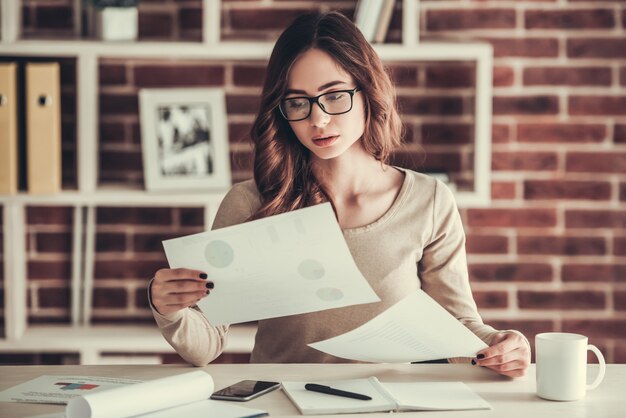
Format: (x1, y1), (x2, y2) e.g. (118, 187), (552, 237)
(210, 380), (280, 402)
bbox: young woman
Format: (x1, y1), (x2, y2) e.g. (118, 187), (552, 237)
(149, 11), (530, 377)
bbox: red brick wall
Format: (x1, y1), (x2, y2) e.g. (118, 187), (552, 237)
(23, 206), (206, 324)
(419, 0), (626, 363)
(5, 1), (626, 363)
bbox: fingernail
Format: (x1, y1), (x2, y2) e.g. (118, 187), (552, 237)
(477, 354), (485, 360)
(206, 290), (210, 295)
(199, 273), (208, 279)
(471, 359), (476, 366)
(205, 282), (214, 289)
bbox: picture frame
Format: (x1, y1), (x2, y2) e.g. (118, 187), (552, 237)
(139, 88), (231, 192)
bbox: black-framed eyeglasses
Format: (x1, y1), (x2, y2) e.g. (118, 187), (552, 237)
(278, 87), (361, 122)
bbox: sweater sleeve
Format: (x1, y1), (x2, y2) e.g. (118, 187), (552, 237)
(418, 180), (500, 363)
(150, 181), (258, 366)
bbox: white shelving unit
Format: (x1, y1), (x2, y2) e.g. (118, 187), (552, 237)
(0, 0), (492, 364)
(0, 324), (256, 364)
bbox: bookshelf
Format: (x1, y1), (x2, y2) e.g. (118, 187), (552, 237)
(0, 0), (493, 364)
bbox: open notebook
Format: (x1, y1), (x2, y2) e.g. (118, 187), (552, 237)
(281, 377), (491, 415)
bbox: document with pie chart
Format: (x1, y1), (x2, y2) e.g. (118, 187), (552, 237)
(162, 202), (380, 326)
(0, 375), (140, 404)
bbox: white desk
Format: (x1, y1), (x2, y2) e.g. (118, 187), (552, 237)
(0, 364), (623, 417)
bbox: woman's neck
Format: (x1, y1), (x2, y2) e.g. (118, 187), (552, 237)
(311, 145), (391, 203)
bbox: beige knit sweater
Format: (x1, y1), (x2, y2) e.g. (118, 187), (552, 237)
(151, 168), (514, 365)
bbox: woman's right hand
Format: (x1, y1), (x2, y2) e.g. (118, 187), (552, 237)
(150, 268), (213, 316)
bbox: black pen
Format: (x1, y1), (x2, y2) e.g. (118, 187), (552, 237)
(304, 383), (372, 400)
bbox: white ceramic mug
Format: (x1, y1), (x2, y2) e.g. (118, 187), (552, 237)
(535, 332), (606, 401)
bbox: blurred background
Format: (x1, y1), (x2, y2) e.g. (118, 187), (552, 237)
(0, 0), (624, 365)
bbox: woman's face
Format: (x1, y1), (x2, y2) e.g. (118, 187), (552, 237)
(283, 48), (366, 161)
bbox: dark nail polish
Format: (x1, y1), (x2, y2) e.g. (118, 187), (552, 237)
(199, 273), (208, 279)
(206, 290), (210, 295)
(477, 354), (485, 360)
(206, 282), (214, 289)
(471, 359), (476, 366)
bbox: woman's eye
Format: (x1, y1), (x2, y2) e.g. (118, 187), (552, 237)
(327, 92), (346, 101)
(287, 100), (306, 109)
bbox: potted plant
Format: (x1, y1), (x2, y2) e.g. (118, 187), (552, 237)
(84, 0), (139, 41)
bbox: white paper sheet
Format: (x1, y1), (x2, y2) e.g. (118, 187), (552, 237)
(65, 371), (213, 418)
(308, 290), (488, 362)
(382, 381), (491, 411)
(25, 371), (267, 418)
(134, 399), (268, 418)
(163, 203), (380, 325)
(0, 375), (140, 404)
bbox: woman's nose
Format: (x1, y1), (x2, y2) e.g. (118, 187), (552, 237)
(309, 102), (330, 127)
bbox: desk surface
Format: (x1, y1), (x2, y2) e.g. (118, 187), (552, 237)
(0, 364), (624, 418)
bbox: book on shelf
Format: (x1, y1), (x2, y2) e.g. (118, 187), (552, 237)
(282, 377), (491, 415)
(25, 62), (62, 194)
(0, 63), (19, 195)
(373, 0), (395, 43)
(354, 0), (379, 42)
(354, 0), (395, 43)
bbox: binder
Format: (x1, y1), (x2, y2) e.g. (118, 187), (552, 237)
(26, 62), (62, 194)
(0, 63), (19, 195)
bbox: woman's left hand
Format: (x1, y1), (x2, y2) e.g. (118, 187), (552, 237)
(474, 332), (531, 378)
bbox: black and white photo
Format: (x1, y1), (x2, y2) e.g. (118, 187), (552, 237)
(157, 104), (213, 176)
(140, 88), (231, 191)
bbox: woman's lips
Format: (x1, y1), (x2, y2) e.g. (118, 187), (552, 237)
(312, 135), (339, 147)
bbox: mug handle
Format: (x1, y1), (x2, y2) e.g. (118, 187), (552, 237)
(586, 344), (606, 390)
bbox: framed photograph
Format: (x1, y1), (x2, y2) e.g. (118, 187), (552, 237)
(139, 88), (231, 191)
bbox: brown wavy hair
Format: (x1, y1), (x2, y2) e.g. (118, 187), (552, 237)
(250, 11), (403, 220)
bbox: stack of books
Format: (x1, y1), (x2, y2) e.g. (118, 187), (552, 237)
(354, 0), (396, 43)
